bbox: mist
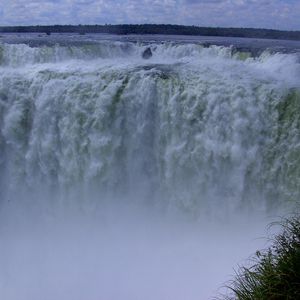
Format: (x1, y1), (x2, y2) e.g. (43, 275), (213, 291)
(0, 196), (271, 300)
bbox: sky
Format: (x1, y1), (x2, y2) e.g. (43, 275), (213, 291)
(0, 0), (299, 30)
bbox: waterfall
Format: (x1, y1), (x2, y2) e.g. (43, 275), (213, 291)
(0, 38), (299, 300)
(0, 41), (299, 215)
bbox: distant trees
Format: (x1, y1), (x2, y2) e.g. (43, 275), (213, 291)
(0, 24), (299, 41)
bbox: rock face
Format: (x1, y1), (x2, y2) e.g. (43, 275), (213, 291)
(142, 47), (152, 59)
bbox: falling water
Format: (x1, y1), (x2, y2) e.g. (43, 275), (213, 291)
(0, 37), (299, 299)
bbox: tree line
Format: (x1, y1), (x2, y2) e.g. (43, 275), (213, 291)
(0, 24), (299, 40)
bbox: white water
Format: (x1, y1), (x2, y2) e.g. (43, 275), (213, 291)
(0, 40), (299, 299)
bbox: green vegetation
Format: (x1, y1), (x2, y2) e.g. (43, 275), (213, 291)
(223, 215), (300, 300)
(0, 24), (300, 41)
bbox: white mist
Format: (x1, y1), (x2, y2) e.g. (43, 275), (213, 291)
(0, 201), (271, 300)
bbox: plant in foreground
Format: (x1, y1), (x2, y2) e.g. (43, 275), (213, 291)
(222, 215), (300, 300)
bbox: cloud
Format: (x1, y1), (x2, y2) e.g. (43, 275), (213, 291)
(184, 0), (224, 3)
(0, 0), (299, 30)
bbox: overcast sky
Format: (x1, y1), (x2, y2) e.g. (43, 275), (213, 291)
(0, 0), (299, 30)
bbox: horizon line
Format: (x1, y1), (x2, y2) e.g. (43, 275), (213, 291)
(0, 23), (299, 33)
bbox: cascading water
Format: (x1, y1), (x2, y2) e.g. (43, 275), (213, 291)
(0, 37), (299, 300)
(0, 40), (299, 212)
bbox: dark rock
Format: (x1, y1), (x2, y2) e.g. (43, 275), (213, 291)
(142, 47), (152, 59)
(202, 42), (211, 48)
